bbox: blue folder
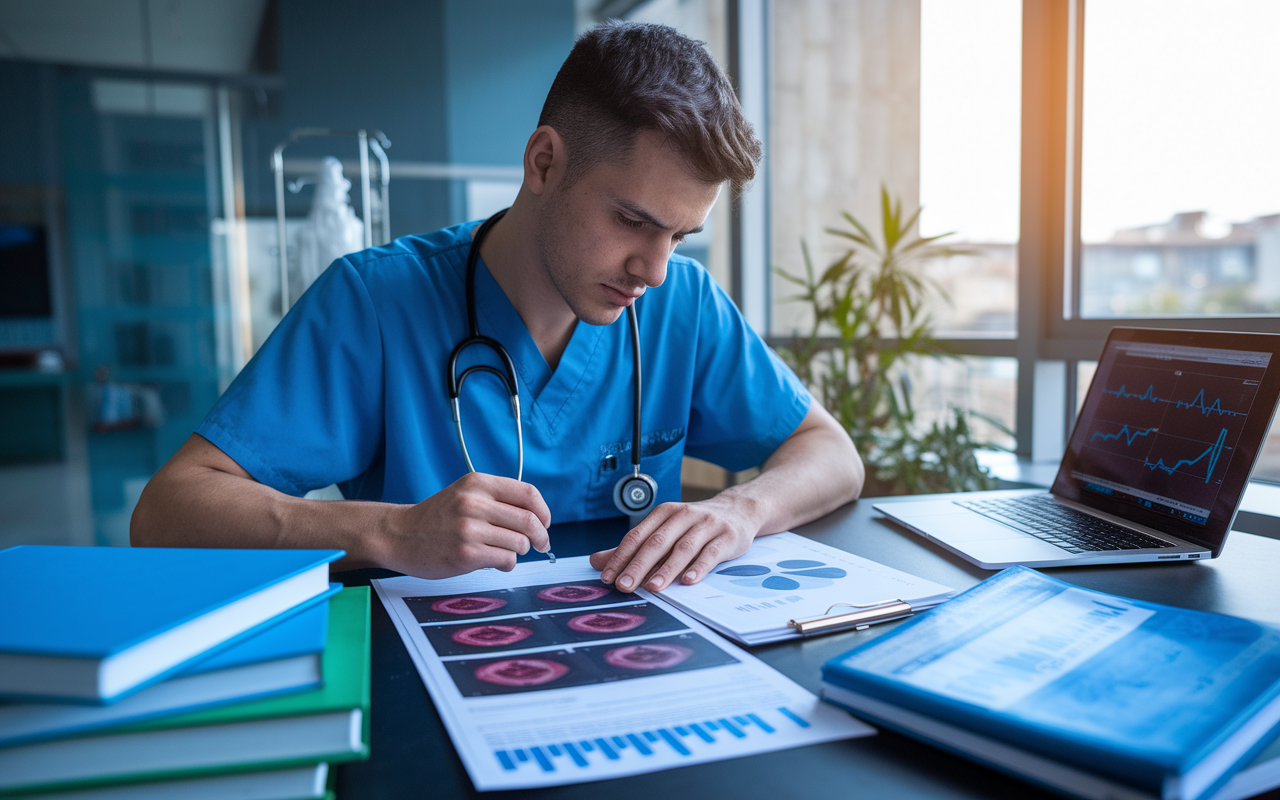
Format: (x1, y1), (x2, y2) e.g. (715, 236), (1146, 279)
(821, 566), (1280, 800)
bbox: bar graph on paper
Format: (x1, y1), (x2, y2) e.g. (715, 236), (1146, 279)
(492, 707), (812, 776)
(373, 564), (873, 791)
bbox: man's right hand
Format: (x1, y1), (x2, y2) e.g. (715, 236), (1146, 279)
(131, 434), (552, 581)
(383, 472), (552, 578)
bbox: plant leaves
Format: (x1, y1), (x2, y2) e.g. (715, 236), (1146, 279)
(774, 187), (1000, 495)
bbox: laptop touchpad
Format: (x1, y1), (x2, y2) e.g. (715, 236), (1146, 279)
(880, 501), (1028, 542)
(931, 513), (1028, 542)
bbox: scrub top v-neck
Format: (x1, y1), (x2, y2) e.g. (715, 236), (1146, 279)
(197, 221), (811, 525)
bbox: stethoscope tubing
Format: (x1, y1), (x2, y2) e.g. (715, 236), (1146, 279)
(449, 208), (642, 486)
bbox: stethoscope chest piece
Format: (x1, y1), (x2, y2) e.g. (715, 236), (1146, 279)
(614, 470), (658, 520)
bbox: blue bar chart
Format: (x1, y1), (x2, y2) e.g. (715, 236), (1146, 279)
(492, 706), (812, 776)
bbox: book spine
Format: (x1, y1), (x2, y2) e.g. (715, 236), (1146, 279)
(821, 683), (1158, 800)
(821, 663), (1172, 791)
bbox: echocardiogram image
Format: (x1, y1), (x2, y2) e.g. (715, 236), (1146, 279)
(567, 610), (646, 634)
(536, 585), (611, 604)
(450, 623), (534, 649)
(422, 602), (687, 657)
(406, 580), (633, 624)
(445, 633), (738, 697)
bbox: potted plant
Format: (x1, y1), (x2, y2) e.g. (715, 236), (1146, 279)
(774, 187), (1007, 496)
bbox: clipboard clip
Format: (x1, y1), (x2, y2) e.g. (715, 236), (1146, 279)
(788, 598), (915, 636)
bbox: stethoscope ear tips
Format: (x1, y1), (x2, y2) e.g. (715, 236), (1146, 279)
(614, 472), (658, 517)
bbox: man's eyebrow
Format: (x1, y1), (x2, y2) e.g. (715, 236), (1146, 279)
(613, 197), (704, 236)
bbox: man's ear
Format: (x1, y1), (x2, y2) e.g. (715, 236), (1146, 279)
(524, 125), (566, 196)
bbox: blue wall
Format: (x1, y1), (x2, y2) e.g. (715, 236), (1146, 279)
(0, 61), (54, 187)
(240, 0), (576, 232)
(444, 0), (575, 166)
(241, 0), (452, 235)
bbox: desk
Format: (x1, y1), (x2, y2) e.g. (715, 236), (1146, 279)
(333, 495), (1280, 799)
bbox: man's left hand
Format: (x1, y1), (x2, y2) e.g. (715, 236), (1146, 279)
(589, 496), (758, 593)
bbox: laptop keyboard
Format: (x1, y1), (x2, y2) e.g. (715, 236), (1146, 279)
(956, 496), (1175, 553)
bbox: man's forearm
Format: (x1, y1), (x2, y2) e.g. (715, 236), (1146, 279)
(714, 411), (864, 537)
(130, 440), (394, 570)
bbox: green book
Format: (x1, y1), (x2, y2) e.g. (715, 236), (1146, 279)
(6, 763), (333, 800)
(0, 588), (370, 797)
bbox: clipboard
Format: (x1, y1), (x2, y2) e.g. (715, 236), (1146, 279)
(656, 532), (957, 646)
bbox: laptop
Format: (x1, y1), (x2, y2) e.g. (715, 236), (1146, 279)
(876, 327), (1280, 568)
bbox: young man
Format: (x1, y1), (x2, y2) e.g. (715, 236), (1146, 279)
(131, 22), (863, 594)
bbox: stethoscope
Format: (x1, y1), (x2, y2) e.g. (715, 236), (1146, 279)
(447, 208), (659, 522)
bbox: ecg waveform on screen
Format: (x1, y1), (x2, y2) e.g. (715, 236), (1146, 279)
(1089, 425), (1156, 447)
(1142, 427), (1228, 484)
(1077, 357), (1262, 515)
(1103, 384), (1249, 418)
(1088, 423), (1229, 485)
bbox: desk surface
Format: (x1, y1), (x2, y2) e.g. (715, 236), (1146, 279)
(334, 497), (1280, 799)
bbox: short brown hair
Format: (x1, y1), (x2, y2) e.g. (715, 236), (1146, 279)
(538, 21), (761, 193)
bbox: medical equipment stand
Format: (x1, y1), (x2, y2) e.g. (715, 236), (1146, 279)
(271, 128), (392, 313)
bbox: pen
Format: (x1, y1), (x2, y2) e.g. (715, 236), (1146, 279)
(789, 599), (917, 635)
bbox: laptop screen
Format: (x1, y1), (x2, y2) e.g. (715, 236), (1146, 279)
(1052, 328), (1280, 553)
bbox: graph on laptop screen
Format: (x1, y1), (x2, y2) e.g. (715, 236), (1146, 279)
(1068, 341), (1272, 526)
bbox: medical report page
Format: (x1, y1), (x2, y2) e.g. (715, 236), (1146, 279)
(373, 558), (872, 791)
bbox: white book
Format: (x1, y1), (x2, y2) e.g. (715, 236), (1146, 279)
(656, 532), (956, 645)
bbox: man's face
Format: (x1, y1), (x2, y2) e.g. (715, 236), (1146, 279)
(533, 130), (722, 326)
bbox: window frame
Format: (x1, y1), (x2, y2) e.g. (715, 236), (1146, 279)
(742, 0), (1278, 461)
(993, 0), (1277, 457)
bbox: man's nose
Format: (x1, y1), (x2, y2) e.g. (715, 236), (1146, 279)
(628, 239), (671, 288)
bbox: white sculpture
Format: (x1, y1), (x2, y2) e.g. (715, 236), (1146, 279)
(294, 156), (365, 298)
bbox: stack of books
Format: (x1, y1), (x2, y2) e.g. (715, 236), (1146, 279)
(0, 545), (371, 800)
(820, 566), (1280, 800)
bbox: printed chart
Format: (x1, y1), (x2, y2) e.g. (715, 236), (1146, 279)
(489, 706), (816, 776)
(1070, 343), (1269, 523)
(373, 558), (872, 790)
(659, 532), (956, 645)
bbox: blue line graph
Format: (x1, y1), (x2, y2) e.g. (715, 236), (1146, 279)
(1142, 428), (1229, 484)
(1104, 383), (1161, 404)
(492, 706), (810, 774)
(1104, 384), (1247, 418)
(1090, 425), (1157, 447)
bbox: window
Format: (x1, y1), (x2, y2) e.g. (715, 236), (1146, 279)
(1078, 1), (1280, 319)
(765, 0), (1021, 472)
(1012, 0), (1280, 480)
(920, 0), (1022, 336)
(761, 0), (1278, 482)
(908, 356), (1018, 451)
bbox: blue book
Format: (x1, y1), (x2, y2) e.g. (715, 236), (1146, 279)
(821, 566), (1280, 800)
(179, 585), (336, 676)
(0, 546), (343, 704)
(0, 584), (340, 748)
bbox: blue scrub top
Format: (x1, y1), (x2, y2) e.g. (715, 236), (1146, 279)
(197, 222), (811, 524)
